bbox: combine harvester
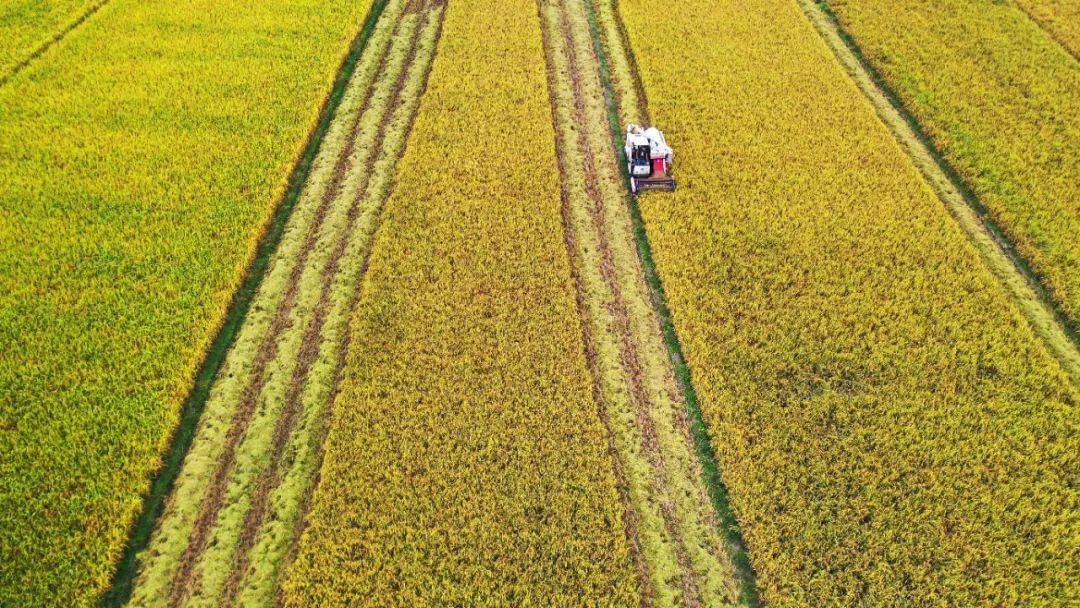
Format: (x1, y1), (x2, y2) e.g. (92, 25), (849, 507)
(624, 124), (675, 194)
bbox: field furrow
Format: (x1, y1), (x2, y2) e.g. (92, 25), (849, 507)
(278, 0), (643, 602)
(616, 0), (1080, 603)
(0, 0), (110, 82)
(538, 0), (747, 604)
(125, 0), (446, 604)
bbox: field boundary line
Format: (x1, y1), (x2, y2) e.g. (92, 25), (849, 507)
(96, 1), (390, 604)
(585, 0), (763, 604)
(1011, 1), (1078, 62)
(802, 0), (1080, 386)
(0, 0), (113, 87)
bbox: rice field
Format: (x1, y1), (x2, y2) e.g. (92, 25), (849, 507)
(824, 0), (1080, 330)
(0, 0), (369, 603)
(1, 0), (1076, 605)
(617, 0), (1080, 603)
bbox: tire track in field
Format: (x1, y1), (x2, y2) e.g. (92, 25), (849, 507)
(218, 2), (446, 604)
(131, 2), (421, 605)
(555, 2), (704, 598)
(588, 1), (762, 604)
(540, 26), (656, 606)
(539, 0), (742, 604)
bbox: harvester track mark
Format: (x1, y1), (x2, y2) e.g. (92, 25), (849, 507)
(553, 1), (702, 599)
(540, 11), (655, 606)
(218, 3), (446, 604)
(586, 1), (761, 603)
(539, 0), (745, 604)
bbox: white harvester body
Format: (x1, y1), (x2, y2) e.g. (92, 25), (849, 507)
(624, 124), (675, 193)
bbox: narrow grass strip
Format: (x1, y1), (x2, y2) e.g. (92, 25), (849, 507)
(540, 0), (677, 602)
(1013, 0), (1079, 61)
(229, 12), (447, 605)
(801, 0), (1080, 386)
(215, 5), (445, 605)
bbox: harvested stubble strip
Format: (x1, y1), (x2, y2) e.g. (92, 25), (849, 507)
(0, 0), (370, 604)
(539, 0), (740, 604)
(823, 0), (1080, 331)
(279, 0), (642, 604)
(217, 4), (446, 606)
(127, 0), (426, 604)
(589, 0), (646, 128)
(618, 0), (1080, 604)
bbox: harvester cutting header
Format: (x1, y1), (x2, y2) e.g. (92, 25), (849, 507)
(624, 124), (675, 194)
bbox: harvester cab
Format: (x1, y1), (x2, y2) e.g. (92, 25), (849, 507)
(624, 124), (675, 194)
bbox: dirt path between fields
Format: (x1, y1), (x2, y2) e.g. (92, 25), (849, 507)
(801, 0), (1080, 387)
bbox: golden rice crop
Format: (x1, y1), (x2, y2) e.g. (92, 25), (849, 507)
(0, 0), (104, 76)
(278, 0), (643, 604)
(618, 0), (1080, 604)
(1014, 0), (1080, 57)
(0, 0), (369, 604)
(826, 0), (1080, 329)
